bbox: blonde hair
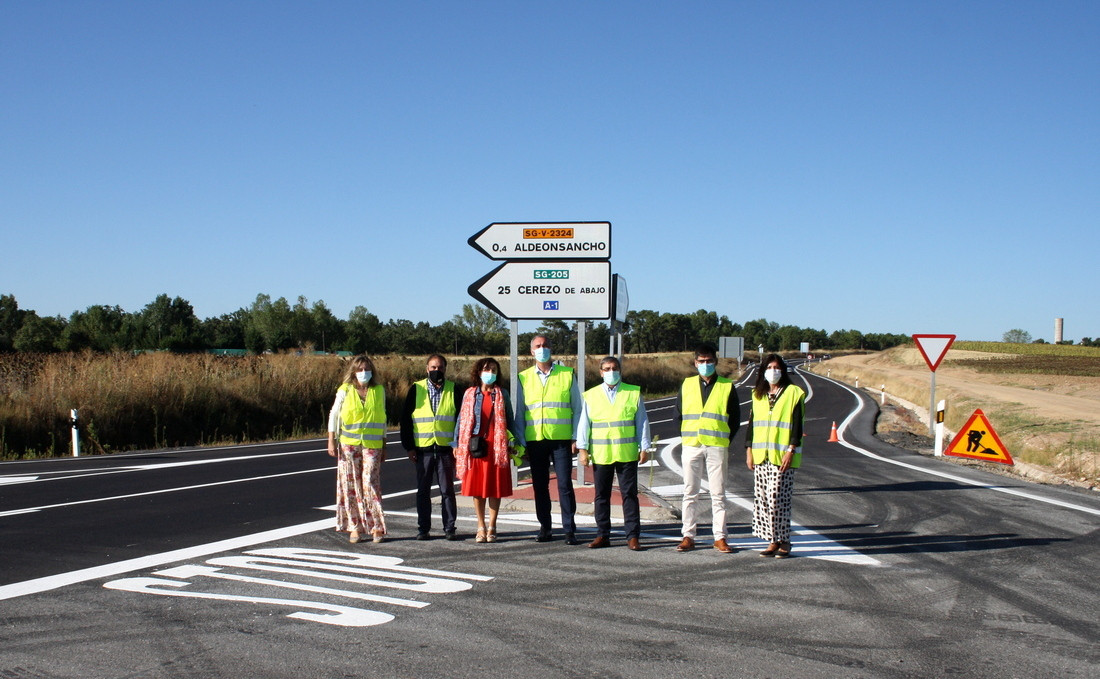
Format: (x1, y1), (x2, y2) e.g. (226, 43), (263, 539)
(342, 355), (378, 387)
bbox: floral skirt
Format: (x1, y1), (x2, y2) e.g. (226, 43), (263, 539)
(752, 461), (796, 543)
(336, 444), (386, 535)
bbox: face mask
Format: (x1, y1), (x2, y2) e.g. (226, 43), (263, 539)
(764, 368), (782, 385)
(602, 370), (621, 387)
(480, 371), (497, 385)
(533, 347), (551, 363)
(697, 362), (716, 378)
(428, 369), (445, 383)
(355, 370), (371, 384)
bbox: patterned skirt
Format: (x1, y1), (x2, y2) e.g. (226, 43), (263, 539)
(336, 444), (387, 535)
(751, 461), (796, 543)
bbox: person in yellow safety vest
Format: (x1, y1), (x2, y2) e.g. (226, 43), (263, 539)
(577, 356), (652, 551)
(745, 353), (806, 559)
(674, 344), (741, 554)
(400, 354), (462, 541)
(327, 355), (388, 544)
(515, 335), (582, 545)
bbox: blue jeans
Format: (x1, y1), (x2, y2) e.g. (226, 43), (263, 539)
(593, 461), (640, 539)
(415, 446), (456, 533)
(526, 439), (577, 533)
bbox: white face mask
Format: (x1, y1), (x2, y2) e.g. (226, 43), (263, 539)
(480, 371), (497, 385)
(764, 368), (782, 385)
(533, 347), (551, 363)
(602, 370), (621, 386)
(355, 370), (371, 384)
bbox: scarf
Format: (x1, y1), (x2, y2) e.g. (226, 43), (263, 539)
(455, 385), (510, 480)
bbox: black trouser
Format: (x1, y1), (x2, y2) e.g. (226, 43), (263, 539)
(593, 460), (640, 539)
(526, 439), (577, 533)
(414, 445), (456, 533)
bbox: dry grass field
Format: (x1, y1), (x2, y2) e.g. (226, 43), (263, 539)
(807, 344), (1100, 489)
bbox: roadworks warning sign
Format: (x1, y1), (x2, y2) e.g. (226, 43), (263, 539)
(945, 409), (1014, 465)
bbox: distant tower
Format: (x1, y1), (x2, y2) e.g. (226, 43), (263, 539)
(1055, 318), (1064, 344)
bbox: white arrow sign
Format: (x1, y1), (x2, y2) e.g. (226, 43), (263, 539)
(468, 222), (611, 260)
(468, 261), (611, 320)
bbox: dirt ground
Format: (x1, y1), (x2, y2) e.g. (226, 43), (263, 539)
(814, 350), (1100, 491)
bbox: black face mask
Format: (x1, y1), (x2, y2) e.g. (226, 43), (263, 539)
(428, 370), (445, 384)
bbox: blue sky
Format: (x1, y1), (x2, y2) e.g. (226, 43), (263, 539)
(3, 1), (1097, 343)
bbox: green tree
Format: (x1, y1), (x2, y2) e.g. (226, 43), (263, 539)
(452, 304), (507, 354)
(345, 306), (382, 353)
(246, 294), (295, 352)
(12, 312), (65, 352)
(0, 294), (28, 351)
(138, 294), (202, 351)
(61, 305), (128, 351)
(1002, 328), (1032, 344)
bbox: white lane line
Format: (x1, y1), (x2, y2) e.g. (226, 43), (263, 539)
(810, 371), (1100, 518)
(0, 489), (419, 602)
(657, 436), (881, 565)
(0, 467), (333, 517)
(0, 476), (39, 485)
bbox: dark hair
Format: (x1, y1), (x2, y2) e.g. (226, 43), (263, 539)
(753, 353), (791, 398)
(694, 344), (718, 362)
(470, 357), (501, 386)
(599, 356), (621, 371)
(426, 354), (447, 369)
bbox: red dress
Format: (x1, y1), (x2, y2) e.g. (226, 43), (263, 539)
(461, 390), (512, 499)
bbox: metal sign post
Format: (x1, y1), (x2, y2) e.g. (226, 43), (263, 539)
(913, 334), (956, 438)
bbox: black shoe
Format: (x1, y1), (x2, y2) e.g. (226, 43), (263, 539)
(536, 529), (554, 542)
(565, 532), (579, 545)
(416, 532), (430, 541)
(444, 530), (457, 541)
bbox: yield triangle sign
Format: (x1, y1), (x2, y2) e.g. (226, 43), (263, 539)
(913, 334), (956, 372)
(945, 409), (1014, 465)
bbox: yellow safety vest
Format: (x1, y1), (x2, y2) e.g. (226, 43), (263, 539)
(338, 383), (386, 449)
(680, 376), (734, 447)
(410, 379), (456, 447)
(583, 383), (640, 465)
(750, 384), (806, 468)
(518, 365), (575, 442)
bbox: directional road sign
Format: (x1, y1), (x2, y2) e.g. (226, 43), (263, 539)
(467, 261), (611, 320)
(468, 222), (611, 261)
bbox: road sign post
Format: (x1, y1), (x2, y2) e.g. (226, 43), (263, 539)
(913, 334), (956, 438)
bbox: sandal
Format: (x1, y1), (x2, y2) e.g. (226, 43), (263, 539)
(487, 531), (497, 543)
(475, 529), (487, 543)
(372, 531), (385, 544)
(348, 531), (361, 544)
(759, 543), (779, 557)
(775, 542), (792, 559)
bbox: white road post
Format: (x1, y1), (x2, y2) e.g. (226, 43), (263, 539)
(934, 400), (946, 456)
(881, 385), (886, 405)
(70, 408), (81, 457)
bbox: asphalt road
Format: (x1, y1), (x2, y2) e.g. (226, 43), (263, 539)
(2, 365), (1098, 678)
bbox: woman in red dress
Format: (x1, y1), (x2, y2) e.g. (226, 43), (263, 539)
(455, 357), (525, 543)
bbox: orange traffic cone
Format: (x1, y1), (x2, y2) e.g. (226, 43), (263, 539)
(827, 421), (839, 442)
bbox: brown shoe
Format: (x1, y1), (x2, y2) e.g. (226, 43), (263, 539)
(760, 542), (780, 557)
(713, 538), (733, 554)
(588, 535), (610, 549)
(775, 542), (792, 559)
(676, 537), (695, 552)
(627, 537), (643, 551)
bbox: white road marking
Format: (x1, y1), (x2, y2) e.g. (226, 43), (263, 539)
(814, 372), (1100, 517)
(658, 436), (882, 566)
